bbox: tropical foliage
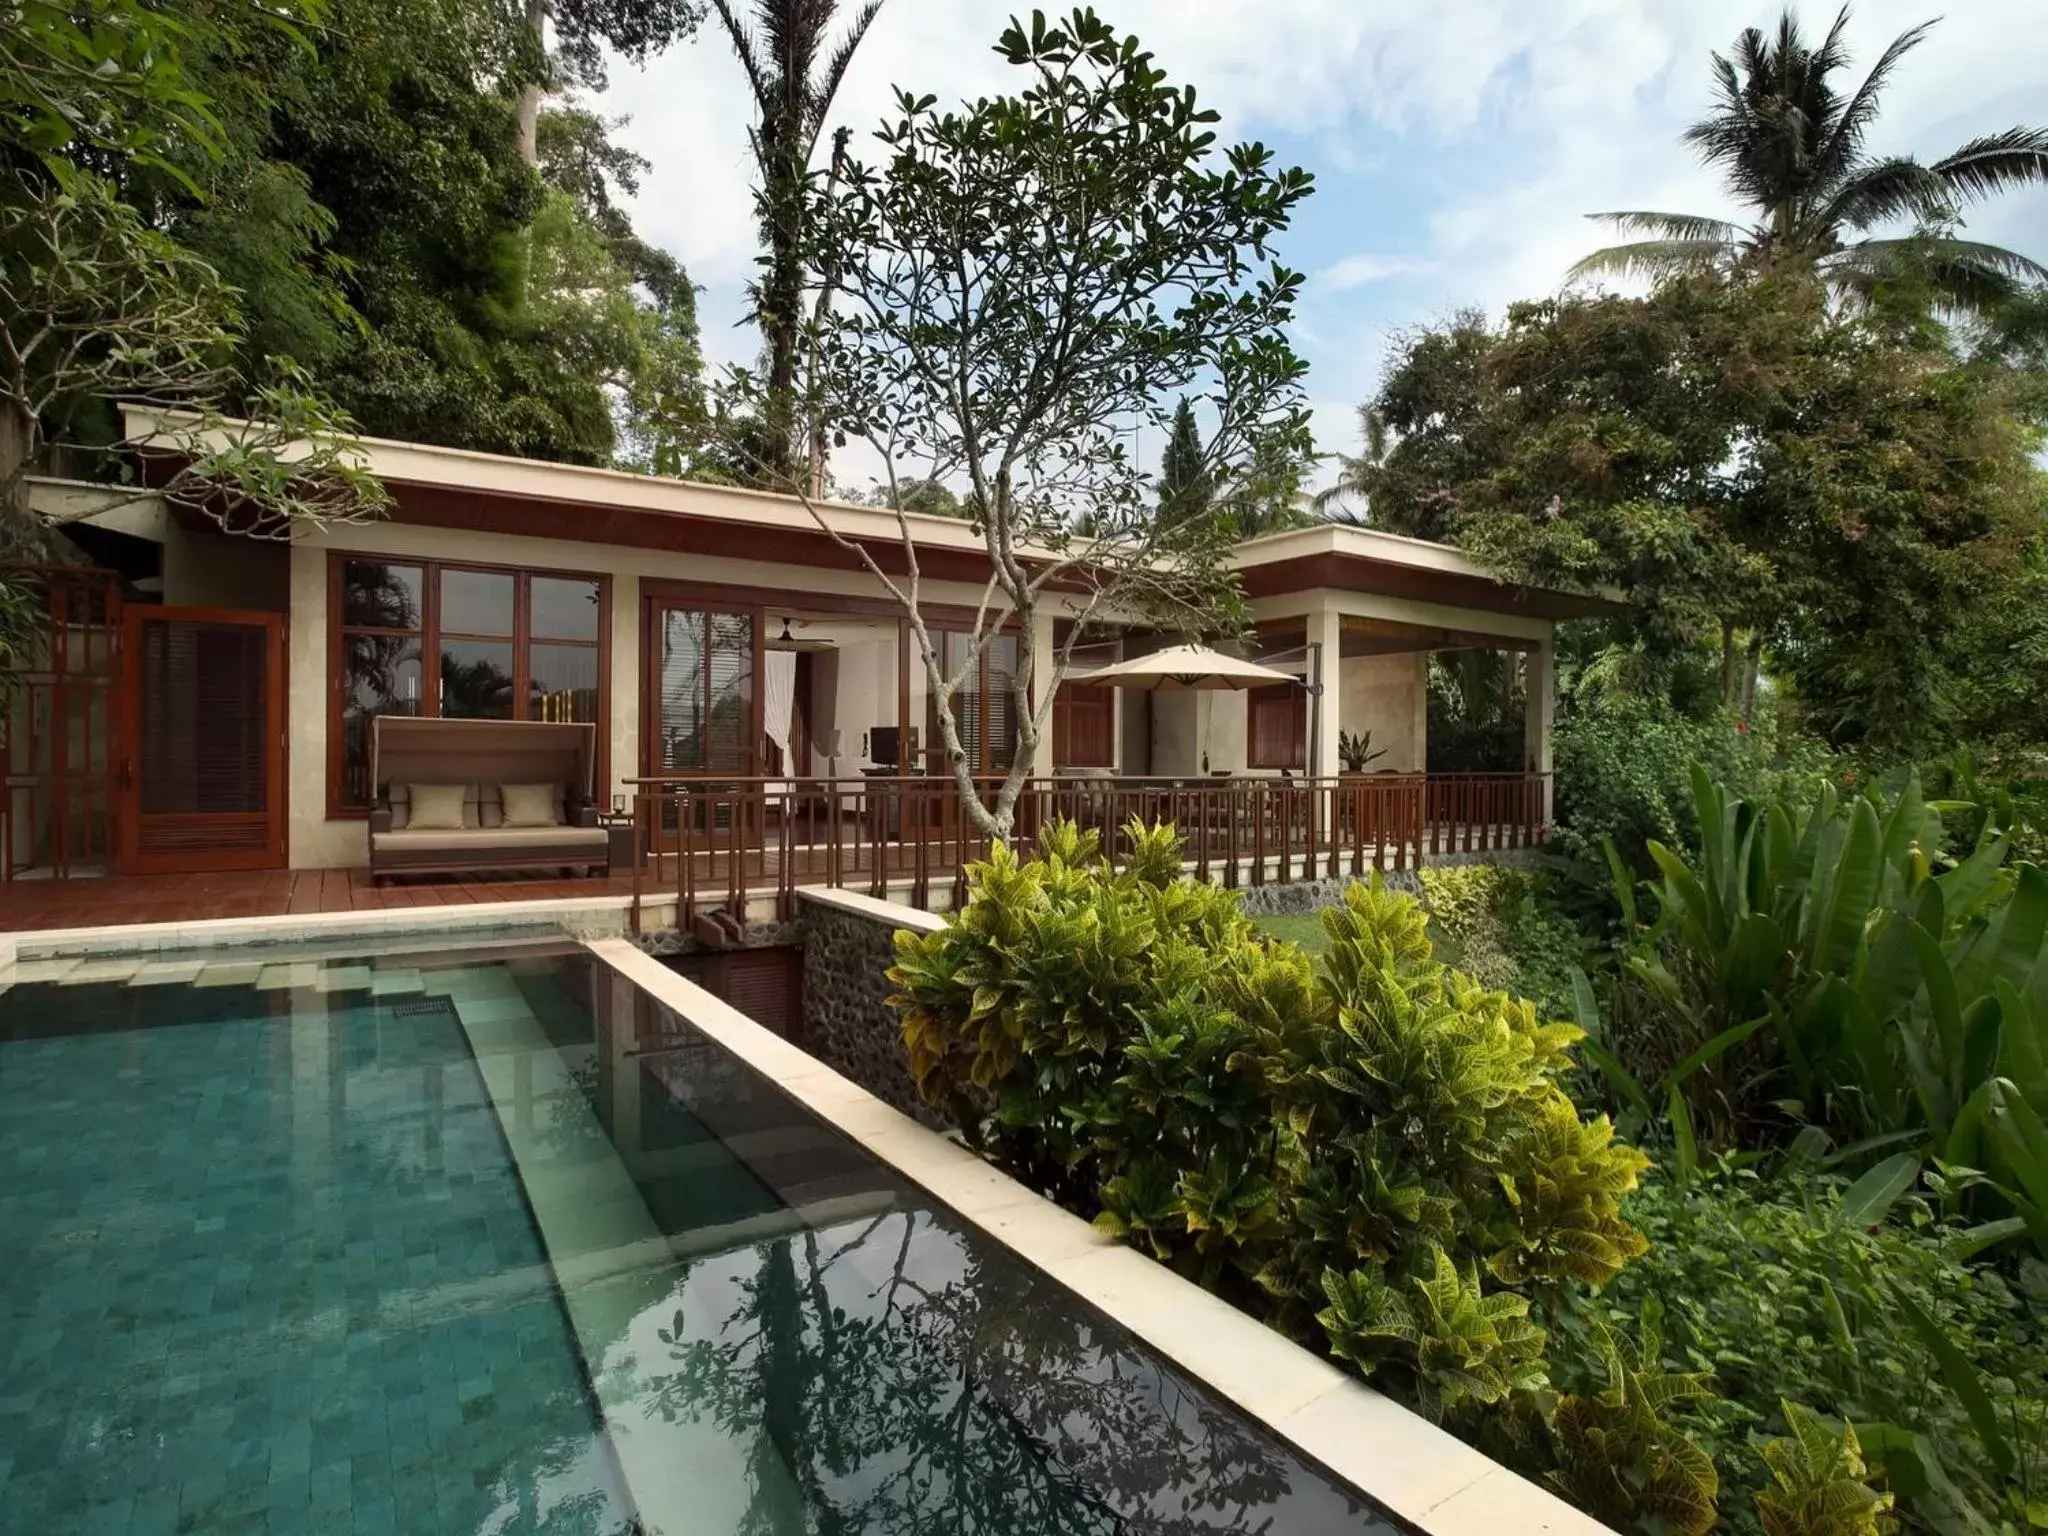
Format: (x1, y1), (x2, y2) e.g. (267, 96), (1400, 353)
(1592, 766), (2048, 1248)
(708, 0), (884, 486)
(1573, 7), (2048, 311)
(887, 824), (2048, 1532)
(1, 0), (713, 543)
(1416, 862), (1583, 1020)
(889, 827), (1672, 1484)
(1581, 1166), (2046, 1534)
(1340, 273), (2046, 757)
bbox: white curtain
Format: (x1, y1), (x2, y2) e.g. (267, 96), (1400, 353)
(761, 650), (797, 781)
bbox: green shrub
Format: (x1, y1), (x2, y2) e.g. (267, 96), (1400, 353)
(1566, 1166), (2048, 1535)
(890, 822), (1670, 1509)
(1419, 863), (1584, 1020)
(1545, 1306), (1720, 1536)
(1548, 697), (1833, 918)
(1754, 1403), (1896, 1536)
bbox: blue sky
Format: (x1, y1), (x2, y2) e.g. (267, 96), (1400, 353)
(595, 1), (2048, 497)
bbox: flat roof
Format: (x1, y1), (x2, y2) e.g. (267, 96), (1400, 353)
(114, 410), (1616, 619)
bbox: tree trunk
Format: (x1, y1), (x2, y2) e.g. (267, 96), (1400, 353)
(802, 132), (853, 500)
(0, 398), (39, 545)
(761, 182), (803, 487)
(1738, 631), (1763, 727)
(1719, 618), (1737, 706)
(514, 0), (548, 167)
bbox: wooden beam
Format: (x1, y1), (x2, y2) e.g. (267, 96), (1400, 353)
(1338, 613), (1540, 653)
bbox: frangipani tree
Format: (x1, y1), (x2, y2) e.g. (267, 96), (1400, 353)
(1573, 6), (2048, 310)
(742, 9), (1314, 839)
(0, 168), (389, 549)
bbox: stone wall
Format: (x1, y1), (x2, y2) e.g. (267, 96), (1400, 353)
(1230, 870), (1420, 915)
(631, 918), (802, 958)
(796, 889), (944, 1124)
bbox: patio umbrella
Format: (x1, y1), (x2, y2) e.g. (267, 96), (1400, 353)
(1075, 644), (1301, 773)
(1074, 643), (1298, 691)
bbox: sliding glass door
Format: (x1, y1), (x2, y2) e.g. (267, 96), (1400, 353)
(928, 629), (1020, 775)
(649, 605), (758, 778)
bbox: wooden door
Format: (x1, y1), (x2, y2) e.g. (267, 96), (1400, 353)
(119, 606), (286, 873)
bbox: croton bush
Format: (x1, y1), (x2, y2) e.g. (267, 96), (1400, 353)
(889, 823), (1751, 1517)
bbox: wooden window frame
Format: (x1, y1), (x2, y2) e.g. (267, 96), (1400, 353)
(641, 600), (762, 778)
(927, 625), (1026, 776)
(327, 552), (610, 818)
(1247, 681), (1306, 771)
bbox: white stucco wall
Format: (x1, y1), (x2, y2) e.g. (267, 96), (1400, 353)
(1338, 653), (1428, 772)
(282, 527), (1559, 866)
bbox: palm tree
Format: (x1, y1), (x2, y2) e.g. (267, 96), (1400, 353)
(1573, 7), (2048, 309)
(1312, 404), (1387, 526)
(711, 0), (883, 487)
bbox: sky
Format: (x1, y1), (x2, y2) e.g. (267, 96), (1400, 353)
(591, 1), (2048, 496)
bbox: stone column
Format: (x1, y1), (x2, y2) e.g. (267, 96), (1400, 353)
(1028, 607), (1058, 777)
(1310, 602), (1344, 780)
(1524, 637), (1556, 822)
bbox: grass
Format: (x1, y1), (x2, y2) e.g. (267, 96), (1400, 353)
(1253, 912), (1330, 957)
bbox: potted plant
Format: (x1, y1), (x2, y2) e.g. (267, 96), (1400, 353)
(1338, 728), (1387, 775)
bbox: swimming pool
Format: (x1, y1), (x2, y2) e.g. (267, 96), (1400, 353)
(0, 943), (1412, 1534)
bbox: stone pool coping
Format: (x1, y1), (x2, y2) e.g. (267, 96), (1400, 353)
(0, 894), (636, 967)
(584, 933), (1612, 1536)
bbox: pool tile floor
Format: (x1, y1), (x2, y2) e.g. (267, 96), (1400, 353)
(0, 970), (632, 1535)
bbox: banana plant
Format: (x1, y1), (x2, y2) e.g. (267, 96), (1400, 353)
(1605, 766), (2048, 1253)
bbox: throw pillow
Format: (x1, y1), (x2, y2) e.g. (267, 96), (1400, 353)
(499, 782), (562, 828)
(407, 782), (469, 831)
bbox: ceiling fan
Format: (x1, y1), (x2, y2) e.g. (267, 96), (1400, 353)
(764, 617), (836, 653)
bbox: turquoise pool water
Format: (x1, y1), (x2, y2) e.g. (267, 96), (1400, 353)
(0, 945), (1409, 1535)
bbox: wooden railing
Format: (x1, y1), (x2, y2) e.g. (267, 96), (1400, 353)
(623, 771), (1548, 931)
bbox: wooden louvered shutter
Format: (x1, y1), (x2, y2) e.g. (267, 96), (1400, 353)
(1054, 683), (1115, 767)
(120, 607), (285, 872)
(716, 948), (802, 1040)
(1248, 682), (1306, 770)
(653, 607), (757, 775)
(704, 612), (755, 773)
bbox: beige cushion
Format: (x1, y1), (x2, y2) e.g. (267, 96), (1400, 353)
(388, 781), (489, 830)
(499, 782), (563, 828)
(407, 783), (469, 831)
(372, 826), (605, 854)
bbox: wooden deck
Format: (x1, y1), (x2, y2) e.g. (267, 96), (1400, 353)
(0, 867), (643, 932)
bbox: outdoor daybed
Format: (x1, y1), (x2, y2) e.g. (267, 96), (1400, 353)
(368, 717), (608, 881)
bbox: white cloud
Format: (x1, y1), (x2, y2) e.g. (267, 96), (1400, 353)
(1317, 254), (1427, 291)
(591, 0), (2048, 474)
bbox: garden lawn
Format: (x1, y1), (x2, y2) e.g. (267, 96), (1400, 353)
(1252, 912), (1329, 956)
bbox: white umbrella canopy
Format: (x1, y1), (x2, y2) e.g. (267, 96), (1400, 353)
(1073, 643), (1299, 692)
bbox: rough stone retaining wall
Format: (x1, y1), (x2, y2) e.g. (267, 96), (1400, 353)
(630, 918), (803, 957)
(1230, 870), (1420, 915)
(795, 889), (944, 1124)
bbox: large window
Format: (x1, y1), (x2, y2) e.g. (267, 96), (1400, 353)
(928, 629), (1020, 775)
(651, 607), (756, 775)
(1247, 681), (1305, 771)
(1053, 682), (1115, 768)
(332, 556), (606, 812)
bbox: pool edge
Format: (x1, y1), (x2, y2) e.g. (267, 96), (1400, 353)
(582, 936), (1615, 1536)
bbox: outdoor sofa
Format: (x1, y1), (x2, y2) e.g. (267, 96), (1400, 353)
(368, 716), (609, 881)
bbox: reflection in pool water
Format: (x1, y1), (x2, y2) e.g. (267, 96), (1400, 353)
(0, 946), (1406, 1535)
(514, 968), (1403, 1535)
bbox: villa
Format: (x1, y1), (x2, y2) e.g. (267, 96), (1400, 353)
(13, 426), (1601, 929)
(1, 433), (1624, 1536)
